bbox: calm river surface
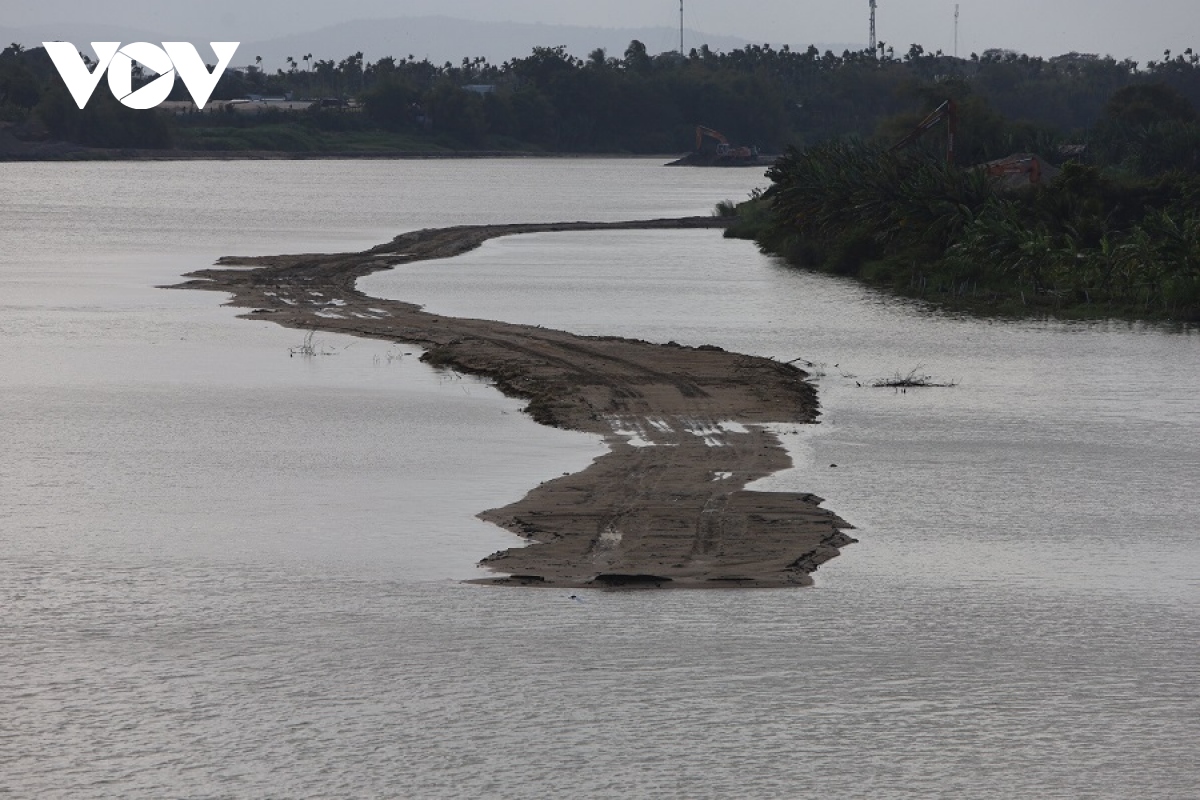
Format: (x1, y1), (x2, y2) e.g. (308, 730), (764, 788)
(2, 159), (1197, 798)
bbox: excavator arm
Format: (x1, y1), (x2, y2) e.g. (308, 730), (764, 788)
(889, 100), (958, 164)
(696, 125), (730, 151)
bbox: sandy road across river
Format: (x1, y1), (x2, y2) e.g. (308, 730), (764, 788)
(170, 217), (855, 588)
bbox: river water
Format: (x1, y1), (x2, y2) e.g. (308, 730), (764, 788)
(2, 159), (1197, 798)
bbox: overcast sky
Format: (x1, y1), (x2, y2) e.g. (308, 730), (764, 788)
(9, 1), (1200, 63)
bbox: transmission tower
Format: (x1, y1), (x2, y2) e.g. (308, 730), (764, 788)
(869, 0), (878, 55)
(955, 5), (964, 59)
(680, 0), (685, 57)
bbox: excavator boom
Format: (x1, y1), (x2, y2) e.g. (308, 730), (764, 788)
(695, 125), (730, 150)
(889, 100), (958, 164)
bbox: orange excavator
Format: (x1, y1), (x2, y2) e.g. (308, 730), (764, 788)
(888, 100), (1056, 187)
(696, 125), (756, 160)
(889, 100), (958, 164)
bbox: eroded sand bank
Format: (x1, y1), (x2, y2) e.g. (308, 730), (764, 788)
(170, 218), (855, 588)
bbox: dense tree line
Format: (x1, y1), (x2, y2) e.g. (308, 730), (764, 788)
(1, 43), (172, 147)
(7, 39), (1200, 154)
(732, 81), (1200, 322)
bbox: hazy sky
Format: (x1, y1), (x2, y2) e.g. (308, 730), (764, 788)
(9, 1), (1200, 62)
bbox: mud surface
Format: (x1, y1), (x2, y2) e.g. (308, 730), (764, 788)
(171, 217), (855, 588)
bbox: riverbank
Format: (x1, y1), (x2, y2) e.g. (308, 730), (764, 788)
(0, 140), (672, 162)
(170, 217), (854, 588)
(736, 142), (1200, 324)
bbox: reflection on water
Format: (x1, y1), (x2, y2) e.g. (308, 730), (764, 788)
(2, 161), (1197, 798)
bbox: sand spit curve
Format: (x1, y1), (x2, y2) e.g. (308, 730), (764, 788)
(169, 217), (856, 589)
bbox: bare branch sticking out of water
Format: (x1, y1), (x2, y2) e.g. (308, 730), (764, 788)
(289, 329), (337, 357)
(870, 366), (957, 388)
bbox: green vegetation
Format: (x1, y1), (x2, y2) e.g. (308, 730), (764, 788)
(7, 40), (1200, 157)
(730, 83), (1200, 322)
(170, 115), (445, 153)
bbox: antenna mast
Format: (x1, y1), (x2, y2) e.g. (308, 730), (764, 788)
(950, 4), (960, 58)
(869, 0), (878, 56)
(680, 0), (685, 57)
